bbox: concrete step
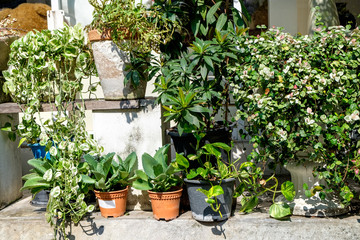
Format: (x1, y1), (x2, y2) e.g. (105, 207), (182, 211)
(1, 196), (360, 240)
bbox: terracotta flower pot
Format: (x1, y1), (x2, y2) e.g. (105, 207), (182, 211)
(148, 188), (183, 221)
(94, 186), (128, 218)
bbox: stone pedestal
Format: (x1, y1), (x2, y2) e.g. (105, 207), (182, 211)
(281, 161), (348, 217)
(0, 113), (22, 209)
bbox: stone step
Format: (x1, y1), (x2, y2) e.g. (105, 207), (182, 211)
(0, 196), (359, 240)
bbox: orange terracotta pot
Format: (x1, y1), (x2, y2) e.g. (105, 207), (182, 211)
(94, 186), (128, 218)
(148, 188), (183, 221)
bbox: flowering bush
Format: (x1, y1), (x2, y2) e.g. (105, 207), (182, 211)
(230, 24), (360, 204)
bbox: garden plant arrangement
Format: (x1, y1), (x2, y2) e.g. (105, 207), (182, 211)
(230, 17), (360, 213)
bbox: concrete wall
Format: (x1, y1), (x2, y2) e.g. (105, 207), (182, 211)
(91, 99), (166, 210)
(0, 114), (22, 209)
(269, 0), (298, 35)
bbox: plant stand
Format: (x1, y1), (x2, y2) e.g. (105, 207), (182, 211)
(279, 161), (349, 217)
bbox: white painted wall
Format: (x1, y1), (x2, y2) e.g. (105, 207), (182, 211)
(269, 0), (298, 35)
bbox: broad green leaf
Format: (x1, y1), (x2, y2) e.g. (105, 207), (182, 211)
(132, 178), (152, 190)
(142, 153), (160, 179)
(269, 202), (292, 219)
(281, 181), (295, 201)
(206, 1), (222, 25)
(240, 196), (258, 213)
(211, 185), (224, 197)
(175, 153), (189, 169)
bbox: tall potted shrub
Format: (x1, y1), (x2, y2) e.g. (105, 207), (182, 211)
(152, 0), (249, 158)
(230, 22), (360, 216)
(87, 0), (175, 100)
(133, 144), (183, 221)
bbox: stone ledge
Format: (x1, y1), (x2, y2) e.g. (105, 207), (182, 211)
(1, 196), (360, 240)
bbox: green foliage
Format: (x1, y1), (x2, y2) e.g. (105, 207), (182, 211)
(174, 142), (237, 215)
(89, 0), (175, 54)
(230, 24), (360, 205)
(82, 152), (137, 192)
(133, 144), (182, 192)
(151, 0), (249, 135)
(233, 161), (295, 219)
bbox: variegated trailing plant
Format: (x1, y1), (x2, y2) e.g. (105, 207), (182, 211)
(4, 24), (103, 239)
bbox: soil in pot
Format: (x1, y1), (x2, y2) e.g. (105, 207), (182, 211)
(148, 188), (182, 221)
(94, 187), (128, 218)
(184, 178), (235, 222)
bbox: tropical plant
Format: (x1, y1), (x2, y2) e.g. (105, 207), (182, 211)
(133, 144), (182, 192)
(151, 0), (249, 136)
(82, 152), (137, 192)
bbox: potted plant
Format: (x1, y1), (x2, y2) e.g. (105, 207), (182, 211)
(87, 0), (174, 100)
(151, 0), (250, 159)
(133, 144), (183, 220)
(173, 142), (237, 221)
(230, 20), (360, 216)
(82, 152), (137, 218)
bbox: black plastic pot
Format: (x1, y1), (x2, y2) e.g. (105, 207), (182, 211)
(30, 190), (50, 207)
(184, 178), (235, 222)
(167, 123), (233, 166)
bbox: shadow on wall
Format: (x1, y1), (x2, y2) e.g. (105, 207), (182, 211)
(308, 0), (340, 34)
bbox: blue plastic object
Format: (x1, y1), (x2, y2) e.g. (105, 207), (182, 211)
(28, 143), (50, 159)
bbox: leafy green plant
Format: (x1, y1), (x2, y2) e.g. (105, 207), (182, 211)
(133, 144), (182, 192)
(82, 152), (137, 192)
(174, 142), (237, 215)
(230, 20), (360, 205)
(89, 0), (175, 54)
(3, 24), (102, 239)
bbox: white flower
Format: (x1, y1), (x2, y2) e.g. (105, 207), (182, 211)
(306, 107), (314, 115)
(277, 129), (287, 140)
(345, 111), (360, 123)
(58, 141), (67, 150)
(305, 117), (315, 125)
(320, 78), (326, 85)
(43, 169), (53, 182)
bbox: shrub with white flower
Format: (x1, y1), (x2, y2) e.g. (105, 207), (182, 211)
(230, 23), (360, 205)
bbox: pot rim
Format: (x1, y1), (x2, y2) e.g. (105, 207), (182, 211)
(184, 178), (235, 185)
(93, 185), (128, 194)
(147, 187), (183, 195)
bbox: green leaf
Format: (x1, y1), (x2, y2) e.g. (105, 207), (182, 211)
(18, 137), (27, 148)
(206, 1), (222, 25)
(186, 169), (199, 179)
(175, 153), (189, 169)
(211, 185), (224, 197)
(281, 181), (295, 201)
(216, 14), (227, 31)
(240, 196), (258, 213)
(142, 153), (161, 179)
(132, 178), (152, 190)
(81, 174), (96, 184)
(269, 202), (292, 219)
